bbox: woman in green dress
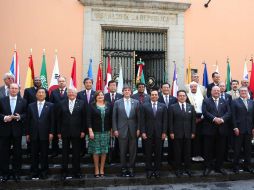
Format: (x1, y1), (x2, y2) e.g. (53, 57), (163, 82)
(87, 90), (112, 177)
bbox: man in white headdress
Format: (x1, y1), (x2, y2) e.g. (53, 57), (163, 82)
(185, 73), (206, 98)
(187, 81), (204, 162)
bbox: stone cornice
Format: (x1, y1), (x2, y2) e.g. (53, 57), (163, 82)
(78, 0), (191, 12)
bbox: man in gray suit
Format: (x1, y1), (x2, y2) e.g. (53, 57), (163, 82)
(113, 86), (140, 177)
(0, 72), (15, 99)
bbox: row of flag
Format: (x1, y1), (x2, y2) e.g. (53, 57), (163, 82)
(186, 57), (254, 95)
(8, 47), (254, 97)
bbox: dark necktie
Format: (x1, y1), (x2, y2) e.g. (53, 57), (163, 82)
(60, 89), (64, 97)
(152, 102), (157, 116)
(181, 103), (185, 112)
(139, 93), (144, 104)
(111, 93), (115, 104)
(165, 95), (169, 108)
(214, 99), (218, 110)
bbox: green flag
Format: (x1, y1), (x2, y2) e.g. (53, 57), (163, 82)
(226, 58), (231, 91)
(40, 53), (48, 89)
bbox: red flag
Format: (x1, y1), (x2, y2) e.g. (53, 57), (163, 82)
(96, 62), (103, 90)
(69, 57), (77, 89)
(104, 56), (112, 93)
(25, 54), (35, 88)
(249, 58), (254, 94)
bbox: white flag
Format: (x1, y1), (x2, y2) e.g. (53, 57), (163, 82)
(243, 60), (248, 80)
(117, 61), (123, 93)
(49, 53), (60, 93)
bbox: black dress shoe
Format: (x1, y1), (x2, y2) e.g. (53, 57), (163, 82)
(175, 170), (182, 177)
(129, 169), (135, 177)
(185, 170), (193, 177)
(2, 175), (10, 182)
(146, 171), (152, 179)
(121, 168), (128, 177)
(73, 174), (82, 179)
(13, 175), (21, 182)
(203, 168), (212, 176)
(215, 168), (227, 175)
(30, 174), (40, 180)
(154, 172), (160, 179)
(233, 167), (239, 174)
(243, 167), (254, 174)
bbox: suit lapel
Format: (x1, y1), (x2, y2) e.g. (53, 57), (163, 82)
(121, 99), (128, 118)
(6, 97), (12, 114)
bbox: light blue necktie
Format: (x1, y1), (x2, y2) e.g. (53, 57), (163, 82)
(125, 99), (131, 117)
(38, 102), (43, 117)
(10, 98), (16, 114)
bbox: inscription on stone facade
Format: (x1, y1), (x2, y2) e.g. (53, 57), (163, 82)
(91, 9), (177, 25)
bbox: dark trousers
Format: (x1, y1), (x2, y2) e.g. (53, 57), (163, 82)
(144, 137), (162, 172)
(62, 137), (81, 174)
(118, 136), (137, 169)
(233, 133), (252, 168)
(192, 119), (203, 157)
(80, 138), (86, 155)
(173, 138), (191, 170)
(51, 125), (59, 155)
(31, 139), (49, 175)
(166, 138), (174, 164)
(203, 134), (227, 169)
(0, 136), (22, 175)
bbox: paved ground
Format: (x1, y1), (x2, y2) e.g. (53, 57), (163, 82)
(36, 180), (254, 190)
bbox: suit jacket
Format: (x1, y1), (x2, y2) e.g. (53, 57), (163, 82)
(23, 87), (49, 106)
(0, 86), (6, 99)
(202, 97), (231, 136)
(141, 102), (167, 138)
(57, 99), (86, 138)
(49, 88), (67, 104)
(169, 103), (196, 139)
(206, 83), (219, 98)
(226, 90), (240, 100)
(26, 101), (54, 141)
(158, 94), (177, 109)
(87, 102), (112, 132)
(131, 93), (150, 104)
(112, 98), (140, 139)
(0, 96), (27, 137)
(220, 92), (232, 105)
(231, 98), (254, 135)
(77, 89), (95, 106)
(104, 92), (122, 106)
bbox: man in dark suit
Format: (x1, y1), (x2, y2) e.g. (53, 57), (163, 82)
(158, 83), (177, 164)
(131, 83), (150, 104)
(113, 86), (140, 177)
(219, 82), (232, 105)
(23, 76), (49, 158)
(231, 86), (254, 174)
(169, 90), (196, 177)
(0, 72), (15, 99)
(58, 88), (86, 179)
(141, 89), (167, 179)
(202, 86), (231, 176)
(26, 88), (54, 179)
(241, 79), (253, 99)
(77, 77), (95, 157)
(206, 72), (220, 98)
(104, 80), (122, 163)
(0, 83), (26, 182)
(49, 76), (67, 158)
(23, 76), (49, 105)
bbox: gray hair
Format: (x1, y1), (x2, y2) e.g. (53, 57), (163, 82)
(3, 72), (14, 80)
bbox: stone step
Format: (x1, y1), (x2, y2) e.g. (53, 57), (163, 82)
(1, 169), (254, 189)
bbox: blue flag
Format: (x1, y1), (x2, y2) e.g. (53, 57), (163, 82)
(203, 63), (209, 88)
(87, 58), (93, 79)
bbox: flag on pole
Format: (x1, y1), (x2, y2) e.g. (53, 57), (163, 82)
(40, 50), (48, 89)
(69, 57), (77, 89)
(117, 61), (123, 93)
(243, 59), (248, 80)
(104, 56), (112, 93)
(87, 58), (93, 79)
(171, 63), (178, 97)
(24, 51), (35, 88)
(249, 57), (254, 94)
(9, 46), (20, 85)
(186, 58), (191, 84)
(226, 58), (231, 91)
(96, 61), (103, 91)
(215, 61), (219, 73)
(49, 51), (60, 94)
(202, 62), (209, 88)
